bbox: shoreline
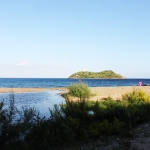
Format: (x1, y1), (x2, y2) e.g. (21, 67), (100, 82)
(0, 86), (150, 100)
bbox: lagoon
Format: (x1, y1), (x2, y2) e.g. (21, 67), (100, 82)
(0, 90), (65, 118)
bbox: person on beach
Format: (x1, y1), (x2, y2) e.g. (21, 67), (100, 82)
(138, 81), (142, 86)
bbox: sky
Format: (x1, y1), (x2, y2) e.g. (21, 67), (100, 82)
(0, 0), (150, 78)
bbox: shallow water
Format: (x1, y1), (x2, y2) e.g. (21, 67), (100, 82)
(0, 90), (65, 118)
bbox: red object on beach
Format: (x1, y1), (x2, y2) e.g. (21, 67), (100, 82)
(138, 81), (142, 86)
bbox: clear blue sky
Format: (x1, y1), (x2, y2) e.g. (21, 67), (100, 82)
(0, 0), (150, 78)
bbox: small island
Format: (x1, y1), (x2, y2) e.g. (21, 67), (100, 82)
(69, 70), (124, 79)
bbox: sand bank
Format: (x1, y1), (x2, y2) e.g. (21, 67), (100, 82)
(0, 86), (150, 100)
(0, 88), (67, 93)
(90, 86), (150, 100)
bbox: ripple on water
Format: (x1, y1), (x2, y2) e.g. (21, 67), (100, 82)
(0, 90), (65, 118)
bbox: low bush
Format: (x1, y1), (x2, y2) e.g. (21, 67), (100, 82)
(66, 82), (92, 101)
(122, 88), (147, 103)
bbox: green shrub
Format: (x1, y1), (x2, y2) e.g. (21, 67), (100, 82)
(122, 89), (146, 104)
(67, 82), (92, 101)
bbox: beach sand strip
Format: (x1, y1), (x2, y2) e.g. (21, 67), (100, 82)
(0, 86), (150, 100)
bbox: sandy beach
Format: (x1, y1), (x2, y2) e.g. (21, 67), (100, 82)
(0, 86), (150, 100)
(90, 86), (150, 100)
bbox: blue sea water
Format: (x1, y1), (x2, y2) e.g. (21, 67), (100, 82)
(0, 78), (150, 88)
(0, 78), (149, 117)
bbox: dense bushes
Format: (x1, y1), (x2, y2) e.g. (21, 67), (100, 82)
(1, 85), (150, 149)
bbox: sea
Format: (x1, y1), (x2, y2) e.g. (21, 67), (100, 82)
(0, 78), (150, 118)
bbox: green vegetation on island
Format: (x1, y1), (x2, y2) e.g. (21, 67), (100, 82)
(69, 70), (124, 79)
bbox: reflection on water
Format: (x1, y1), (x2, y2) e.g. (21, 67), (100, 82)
(0, 90), (65, 118)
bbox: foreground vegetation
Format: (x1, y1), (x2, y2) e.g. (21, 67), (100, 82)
(69, 70), (124, 78)
(0, 83), (150, 149)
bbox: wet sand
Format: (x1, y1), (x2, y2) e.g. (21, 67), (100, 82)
(0, 86), (150, 100)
